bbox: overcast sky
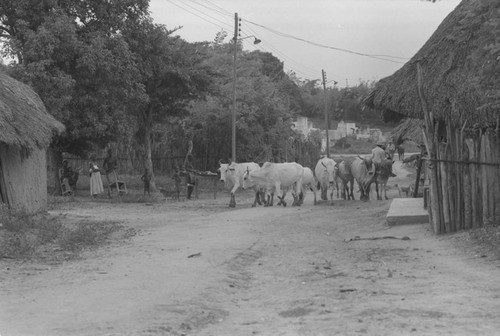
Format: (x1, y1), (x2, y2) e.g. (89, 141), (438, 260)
(149, 0), (460, 87)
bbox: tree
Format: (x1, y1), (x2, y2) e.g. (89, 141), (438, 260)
(0, 0), (151, 193)
(123, 20), (214, 190)
(0, 0), (150, 155)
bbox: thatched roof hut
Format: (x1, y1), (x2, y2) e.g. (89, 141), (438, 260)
(364, 0), (500, 128)
(0, 70), (64, 213)
(364, 0), (500, 234)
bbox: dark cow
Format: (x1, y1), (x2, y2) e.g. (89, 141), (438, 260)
(336, 158), (355, 200)
(373, 159), (397, 200)
(351, 155), (376, 201)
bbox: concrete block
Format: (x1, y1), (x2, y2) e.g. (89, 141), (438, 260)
(386, 197), (429, 226)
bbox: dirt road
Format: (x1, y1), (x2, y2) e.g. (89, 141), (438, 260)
(2, 162), (500, 335)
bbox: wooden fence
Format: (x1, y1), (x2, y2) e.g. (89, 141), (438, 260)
(62, 155), (213, 176)
(425, 128), (500, 234)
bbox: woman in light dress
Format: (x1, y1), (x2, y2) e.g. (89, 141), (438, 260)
(89, 157), (104, 197)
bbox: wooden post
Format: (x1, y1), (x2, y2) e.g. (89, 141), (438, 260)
(463, 139), (472, 229)
(417, 62), (441, 234)
(413, 147), (425, 198)
(495, 127), (500, 221)
(465, 139), (479, 228)
(446, 121), (456, 231)
(439, 142), (451, 233)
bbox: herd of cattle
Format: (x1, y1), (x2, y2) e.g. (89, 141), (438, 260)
(217, 155), (397, 208)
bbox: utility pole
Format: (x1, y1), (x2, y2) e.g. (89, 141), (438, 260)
(231, 13), (239, 162)
(322, 69), (329, 158)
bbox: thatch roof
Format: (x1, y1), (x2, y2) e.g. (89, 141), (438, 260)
(364, 0), (500, 128)
(0, 71), (64, 150)
(390, 118), (424, 145)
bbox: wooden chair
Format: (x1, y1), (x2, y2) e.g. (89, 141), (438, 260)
(58, 168), (73, 196)
(107, 170), (127, 195)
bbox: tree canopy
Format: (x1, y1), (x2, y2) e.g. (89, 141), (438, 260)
(0, 0), (384, 187)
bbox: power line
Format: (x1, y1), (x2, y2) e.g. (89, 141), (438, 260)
(199, 0), (232, 16)
(240, 32), (318, 81)
(240, 26), (318, 80)
(243, 19), (408, 64)
(165, 0), (232, 31)
(186, 0), (232, 17)
(159, 1), (399, 80)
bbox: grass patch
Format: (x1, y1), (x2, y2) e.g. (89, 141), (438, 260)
(0, 205), (124, 261)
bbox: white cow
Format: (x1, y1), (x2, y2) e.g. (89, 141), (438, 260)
(242, 162), (304, 207)
(218, 161), (263, 207)
(314, 157), (338, 201)
(298, 167), (317, 205)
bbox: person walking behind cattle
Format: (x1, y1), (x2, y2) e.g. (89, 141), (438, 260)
(171, 166), (182, 200)
(89, 156), (104, 197)
(397, 145), (405, 161)
(141, 169), (151, 196)
(102, 148), (118, 196)
(182, 170), (195, 200)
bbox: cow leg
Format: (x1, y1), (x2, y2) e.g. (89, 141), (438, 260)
(383, 182), (389, 200)
(267, 192), (274, 206)
(251, 191), (259, 207)
(312, 188), (317, 205)
(292, 191), (304, 206)
(349, 180), (355, 200)
(375, 182), (382, 200)
(278, 191), (287, 207)
(229, 193), (236, 207)
(341, 181), (347, 200)
(321, 186), (327, 201)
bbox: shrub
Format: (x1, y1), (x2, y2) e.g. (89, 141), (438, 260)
(0, 205), (122, 260)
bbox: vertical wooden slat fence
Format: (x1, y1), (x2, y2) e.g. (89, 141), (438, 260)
(425, 129), (500, 234)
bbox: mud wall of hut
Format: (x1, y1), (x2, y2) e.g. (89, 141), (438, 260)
(0, 144), (47, 213)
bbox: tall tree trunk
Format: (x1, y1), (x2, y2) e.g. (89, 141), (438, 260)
(144, 105), (157, 192)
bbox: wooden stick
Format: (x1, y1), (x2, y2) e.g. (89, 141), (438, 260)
(439, 142), (451, 233)
(417, 62), (441, 234)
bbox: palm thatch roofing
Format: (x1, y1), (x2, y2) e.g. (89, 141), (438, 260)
(0, 70), (64, 151)
(390, 118), (424, 145)
(364, 0), (500, 128)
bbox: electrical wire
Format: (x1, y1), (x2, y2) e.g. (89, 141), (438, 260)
(243, 19), (408, 64)
(165, 0), (232, 31)
(160, 0), (402, 80)
(186, 0), (232, 18)
(240, 26), (319, 80)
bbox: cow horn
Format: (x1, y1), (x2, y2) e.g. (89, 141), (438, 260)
(218, 159), (222, 165)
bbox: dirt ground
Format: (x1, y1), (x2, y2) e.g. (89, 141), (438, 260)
(2, 161), (500, 336)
